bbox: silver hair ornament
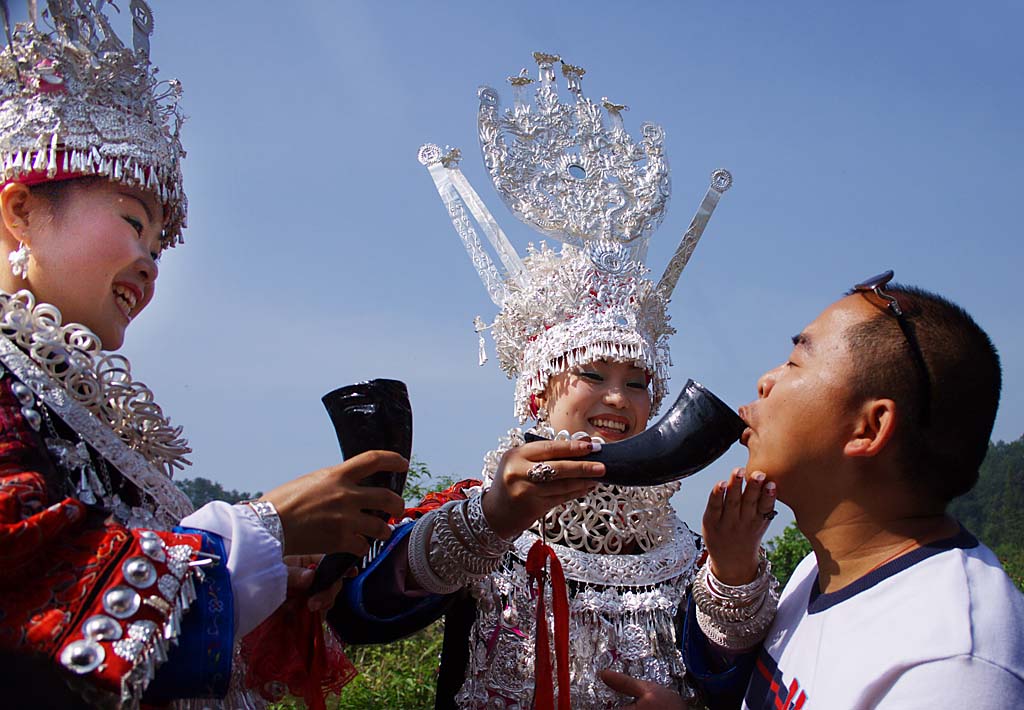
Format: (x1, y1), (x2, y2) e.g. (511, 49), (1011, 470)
(0, 0), (187, 245)
(419, 52), (731, 422)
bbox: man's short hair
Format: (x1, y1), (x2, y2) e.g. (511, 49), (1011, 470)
(844, 284), (1001, 503)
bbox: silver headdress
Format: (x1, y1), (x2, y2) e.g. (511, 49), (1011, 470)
(420, 52), (731, 421)
(0, 0), (186, 245)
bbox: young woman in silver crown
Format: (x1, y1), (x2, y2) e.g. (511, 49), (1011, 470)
(0, 3), (404, 707)
(332, 242), (778, 710)
(333, 242), (774, 704)
(330, 49), (783, 709)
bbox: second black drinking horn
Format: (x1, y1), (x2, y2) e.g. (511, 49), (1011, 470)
(307, 379), (412, 595)
(525, 379), (746, 486)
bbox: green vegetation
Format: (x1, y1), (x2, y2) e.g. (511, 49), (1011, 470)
(269, 624), (444, 710)
(765, 521), (813, 588)
(176, 456), (447, 512)
(402, 458), (455, 505)
(175, 476), (260, 507)
(334, 625), (444, 708)
(949, 435), (1024, 591)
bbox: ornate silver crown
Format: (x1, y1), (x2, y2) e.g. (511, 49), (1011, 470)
(478, 52), (670, 260)
(0, 1), (186, 245)
(419, 52), (731, 421)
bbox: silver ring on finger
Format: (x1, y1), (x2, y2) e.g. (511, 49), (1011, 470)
(527, 462), (557, 484)
(762, 510), (778, 521)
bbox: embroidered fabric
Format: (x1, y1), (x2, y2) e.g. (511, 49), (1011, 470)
(0, 288), (278, 708)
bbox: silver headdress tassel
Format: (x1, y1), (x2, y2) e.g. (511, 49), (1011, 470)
(420, 52), (731, 421)
(0, 0), (187, 245)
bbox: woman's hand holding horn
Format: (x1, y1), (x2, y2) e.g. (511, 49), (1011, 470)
(482, 438), (604, 540)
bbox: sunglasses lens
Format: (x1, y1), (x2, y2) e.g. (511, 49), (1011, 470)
(855, 270), (895, 292)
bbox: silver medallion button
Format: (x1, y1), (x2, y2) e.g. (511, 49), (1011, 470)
(103, 585), (141, 619)
(60, 639), (105, 674)
(82, 614), (123, 641)
(21, 406), (41, 431)
(11, 382), (34, 406)
(122, 556), (157, 588)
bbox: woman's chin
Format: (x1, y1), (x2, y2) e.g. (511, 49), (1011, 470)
(93, 322), (126, 350)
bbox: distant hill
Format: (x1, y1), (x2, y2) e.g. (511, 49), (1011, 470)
(949, 435), (1024, 590)
(175, 476), (261, 508)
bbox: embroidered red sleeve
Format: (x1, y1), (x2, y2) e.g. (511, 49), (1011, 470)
(0, 377), (88, 569)
(0, 378), (205, 703)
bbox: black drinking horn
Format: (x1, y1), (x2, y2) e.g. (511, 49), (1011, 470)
(308, 379), (412, 595)
(526, 379), (746, 486)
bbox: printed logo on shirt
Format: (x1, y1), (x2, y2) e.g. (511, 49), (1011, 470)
(745, 647), (807, 710)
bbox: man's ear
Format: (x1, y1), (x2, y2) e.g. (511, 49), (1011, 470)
(844, 398), (897, 458)
(0, 183), (36, 246)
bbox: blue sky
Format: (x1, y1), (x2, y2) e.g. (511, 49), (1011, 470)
(42, 1), (1020, 533)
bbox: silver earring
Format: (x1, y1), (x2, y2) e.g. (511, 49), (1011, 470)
(8, 242), (30, 279)
(536, 405), (549, 426)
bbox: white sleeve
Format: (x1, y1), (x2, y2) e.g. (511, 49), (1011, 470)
(877, 656), (1024, 709)
(180, 501), (288, 638)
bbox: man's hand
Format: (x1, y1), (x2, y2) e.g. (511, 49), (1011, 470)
(599, 670), (691, 709)
(482, 438), (603, 540)
(262, 450), (408, 557)
(283, 554), (351, 612)
(702, 467), (777, 585)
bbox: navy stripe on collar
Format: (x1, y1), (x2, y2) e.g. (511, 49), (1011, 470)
(806, 526), (978, 614)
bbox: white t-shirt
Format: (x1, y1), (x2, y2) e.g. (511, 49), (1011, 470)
(743, 529), (1024, 709)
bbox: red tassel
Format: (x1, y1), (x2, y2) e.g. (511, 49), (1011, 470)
(241, 598), (357, 708)
(526, 539), (571, 710)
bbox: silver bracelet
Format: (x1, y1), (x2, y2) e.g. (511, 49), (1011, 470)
(420, 500), (507, 589)
(704, 557), (773, 605)
(693, 560), (775, 618)
(448, 496), (512, 561)
(242, 500), (284, 549)
(693, 561), (779, 650)
(694, 574), (772, 623)
(431, 501), (504, 577)
(465, 492), (515, 556)
(407, 509), (462, 594)
(695, 600), (776, 651)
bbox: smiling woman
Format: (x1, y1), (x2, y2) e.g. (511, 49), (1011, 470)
(328, 53), (775, 710)
(0, 179), (162, 349)
(0, 3), (406, 708)
(542, 361), (653, 442)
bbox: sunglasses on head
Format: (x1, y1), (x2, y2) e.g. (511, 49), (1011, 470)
(852, 270), (931, 425)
